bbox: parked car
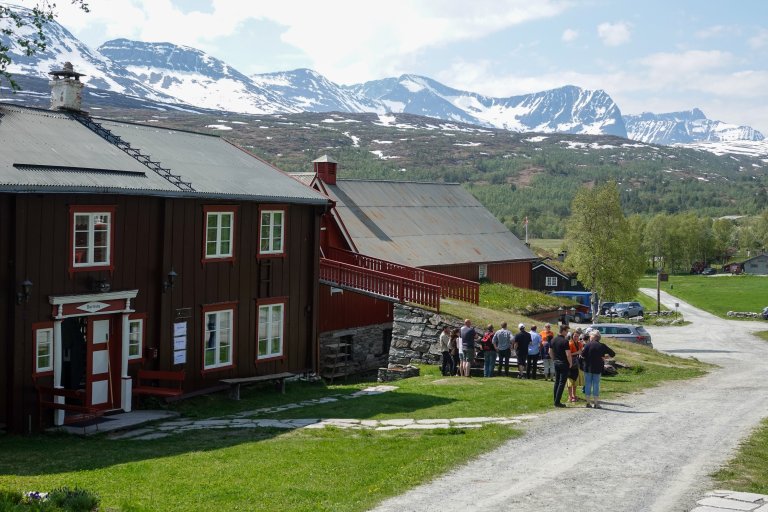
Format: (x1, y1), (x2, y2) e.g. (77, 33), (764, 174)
(701, 267), (716, 275)
(609, 302), (644, 318)
(588, 324), (653, 347)
(762, 306), (768, 320)
(599, 302), (616, 315)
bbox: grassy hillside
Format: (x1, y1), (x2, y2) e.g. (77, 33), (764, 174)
(99, 108), (768, 238)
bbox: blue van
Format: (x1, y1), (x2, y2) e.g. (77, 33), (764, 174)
(549, 291), (595, 323)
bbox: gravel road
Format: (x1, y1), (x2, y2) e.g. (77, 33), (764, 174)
(370, 289), (768, 512)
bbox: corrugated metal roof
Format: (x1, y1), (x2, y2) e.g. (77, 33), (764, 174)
(0, 105), (180, 194)
(326, 180), (536, 267)
(101, 120), (328, 204)
(0, 104), (329, 204)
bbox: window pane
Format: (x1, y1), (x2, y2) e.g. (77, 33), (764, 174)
(220, 241), (230, 255)
(208, 214), (218, 229)
(94, 231), (108, 247)
(221, 214), (231, 228)
(205, 347), (215, 366)
(206, 241), (217, 256)
(75, 215), (90, 230)
(273, 212), (282, 227)
(74, 232), (89, 249)
(93, 247), (107, 263)
(258, 339), (267, 356)
(271, 338), (280, 355)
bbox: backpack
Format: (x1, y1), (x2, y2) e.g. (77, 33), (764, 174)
(481, 331), (495, 351)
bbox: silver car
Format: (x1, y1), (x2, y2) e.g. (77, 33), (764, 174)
(588, 324), (653, 347)
(609, 301), (644, 318)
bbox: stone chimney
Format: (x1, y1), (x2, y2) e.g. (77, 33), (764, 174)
(313, 155), (337, 185)
(48, 62), (86, 111)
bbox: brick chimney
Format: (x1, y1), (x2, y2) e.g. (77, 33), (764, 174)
(48, 62), (85, 111)
(313, 155), (337, 185)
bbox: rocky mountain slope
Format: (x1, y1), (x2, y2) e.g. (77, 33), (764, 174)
(623, 108), (765, 144)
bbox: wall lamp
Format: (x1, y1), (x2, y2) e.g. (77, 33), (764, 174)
(162, 268), (178, 293)
(16, 279), (33, 305)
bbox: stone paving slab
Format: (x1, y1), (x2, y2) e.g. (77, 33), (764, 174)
(692, 492), (768, 512)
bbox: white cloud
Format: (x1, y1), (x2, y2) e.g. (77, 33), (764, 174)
(597, 21), (631, 47)
(749, 28), (768, 49)
(695, 25), (740, 39)
(561, 28), (578, 42)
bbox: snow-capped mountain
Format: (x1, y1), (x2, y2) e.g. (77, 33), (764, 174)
(0, 6), (175, 102)
(623, 108), (765, 144)
(251, 68), (380, 113)
(98, 39), (298, 114)
(346, 75), (627, 137)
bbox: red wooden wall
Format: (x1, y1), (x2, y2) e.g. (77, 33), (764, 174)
(423, 261), (532, 289)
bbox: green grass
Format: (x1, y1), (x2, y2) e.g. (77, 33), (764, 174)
(755, 331), (768, 342)
(638, 274), (768, 318)
(713, 417), (768, 494)
(476, 282), (575, 315)
(529, 238), (565, 252)
(0, 347), (710, 512)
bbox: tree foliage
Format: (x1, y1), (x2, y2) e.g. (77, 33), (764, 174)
(565, 182), (645, 302)
(1, 1), (89, 90)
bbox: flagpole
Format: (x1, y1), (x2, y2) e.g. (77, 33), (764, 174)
(524, 216), (528, 244)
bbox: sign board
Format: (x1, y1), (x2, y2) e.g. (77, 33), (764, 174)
(173, 350), (186, 365)
(175, 307), (192, 320)
(173, 322), (187, 337)
(659, 273), (669, 282)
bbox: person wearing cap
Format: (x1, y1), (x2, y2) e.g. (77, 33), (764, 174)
(540, 323), (555, 381)
(513, 323), (532, 379)
(527, 325), (542, 380)
(581, 330), (615, 408)
(492, 321), (513, 376)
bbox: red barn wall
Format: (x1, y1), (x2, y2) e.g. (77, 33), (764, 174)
(423, 261), (532, 289)
(318, 284), (392, 333)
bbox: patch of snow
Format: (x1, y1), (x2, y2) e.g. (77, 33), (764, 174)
(373, 140), (394, 144)
(454, 142), (482, 147)
(525, 136), (548, 142)
(206, 124), (232, 130)
(370, 150), (401, 160)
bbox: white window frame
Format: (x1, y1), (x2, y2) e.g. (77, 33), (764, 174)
(72, 211), (111, 268)
(478, 263), (488, 279)
(545, 276), (558, 287)
(205, 211), (234, 259)
(35, 327), (54, 373)
(128, 318), (143, 360)
(259, 210), (285, 255)
(204, 309), (234, 369)
(258, 303), (284, 359)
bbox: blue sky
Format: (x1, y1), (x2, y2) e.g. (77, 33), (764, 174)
(24, 0), (768, 133)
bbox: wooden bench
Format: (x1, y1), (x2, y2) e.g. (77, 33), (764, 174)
(132, 370), (185, 399)
(36, 386), (105, 429)
(220, 372), (294, 400)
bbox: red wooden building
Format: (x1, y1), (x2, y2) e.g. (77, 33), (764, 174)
(0, 70), (330, 433)
(297, 156), (536, 378)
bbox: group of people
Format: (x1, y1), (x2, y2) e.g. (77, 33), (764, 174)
(438, 319), (615, 409)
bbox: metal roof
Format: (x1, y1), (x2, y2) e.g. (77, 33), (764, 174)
(325, 180), (536, 267)
(101, 120), (328, 204)
(0, 104), (329, 205)
(0, 105), (180, 194)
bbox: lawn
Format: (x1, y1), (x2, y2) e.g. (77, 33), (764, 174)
(638, 274), (768, 318)
(529, 238), (565, 252)
(713, 417), (768, 494)
(0, 344), (710, 512)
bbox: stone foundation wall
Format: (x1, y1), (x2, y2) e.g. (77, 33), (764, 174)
(387, 304), (463, 367)
(319, 323), (392, 375)
(727, 311), (765, 319)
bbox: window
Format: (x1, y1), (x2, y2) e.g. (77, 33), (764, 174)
(203, 305), (235, 370)
(204, 206), (236, 261)
(34, 325), (54, 374)
(545, 276), (558, 287)
(259, 209), (285, 255)
(478, 264), (488, 279)
(258, 301), (285, 359)
(128, 317), (144, 361)
(70, 206), (115, 270)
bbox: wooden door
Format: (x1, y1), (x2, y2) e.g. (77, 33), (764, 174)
(86, 316), (115, 409)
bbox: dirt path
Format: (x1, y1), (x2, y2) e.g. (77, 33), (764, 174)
(370, 290), (768, 512)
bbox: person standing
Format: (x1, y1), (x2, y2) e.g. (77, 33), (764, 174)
(492, 321), (513, 376)
(566, 329), (585, 403)
(581, 331), (615, 409)
(459, 319), (478, 377)
(449, 328), (460, 376)
(549, 324), (572, 407)
(527, 325), (542, 380)
(438, 326), (452, 376)
(540, 323), (555, 381)
(513, 323), (532, 379)
(480, 324), (496, 377)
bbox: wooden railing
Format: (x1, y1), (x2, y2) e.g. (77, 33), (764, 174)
(325, 247), (479, 304)
(320, 258), (441, 311)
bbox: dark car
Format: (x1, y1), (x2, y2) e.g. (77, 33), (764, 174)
(763, 307), (768, 320)
(599, 302), (616, 315)
(701, 267), (716, 275)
